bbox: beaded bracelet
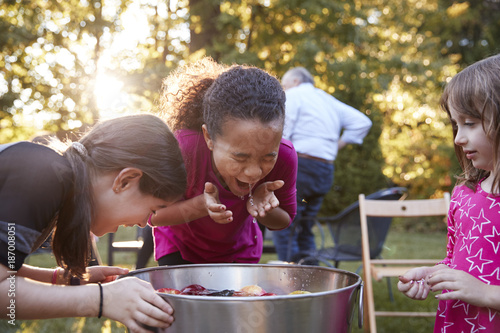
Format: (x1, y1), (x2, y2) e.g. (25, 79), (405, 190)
(97, 282), (103, 319)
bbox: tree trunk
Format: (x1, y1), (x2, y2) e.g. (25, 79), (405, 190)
(189, 0), (221, 60)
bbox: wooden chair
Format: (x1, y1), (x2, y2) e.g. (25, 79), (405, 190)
(359, 192), (450, 333)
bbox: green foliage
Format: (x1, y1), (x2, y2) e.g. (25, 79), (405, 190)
(1, 0), (499, 208)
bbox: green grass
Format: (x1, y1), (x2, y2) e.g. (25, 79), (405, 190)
(1, 225), (447, 333)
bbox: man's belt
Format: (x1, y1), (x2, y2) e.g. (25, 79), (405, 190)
(297, 152), (334, 165)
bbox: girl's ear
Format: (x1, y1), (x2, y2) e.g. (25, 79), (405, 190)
(112, 168), (143, 193)
(202, 124), (214, 151)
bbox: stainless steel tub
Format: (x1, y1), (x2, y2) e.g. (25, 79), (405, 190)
(124, 263), (363, 333)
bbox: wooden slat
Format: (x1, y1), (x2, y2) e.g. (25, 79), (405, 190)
(362, 195), (450, 218)
(371, 259), (439, 265)
(372, 266), (422, 280)
(375, 311), (436, 317)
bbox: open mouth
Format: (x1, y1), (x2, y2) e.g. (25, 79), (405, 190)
(236, 179), (250, 189)
(464, 150), (476, 159)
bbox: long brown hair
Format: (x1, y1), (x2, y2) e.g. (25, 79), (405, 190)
(159, 57), (286, 139)
(51, 114), (186, 277)
(440, 53), (500, 193)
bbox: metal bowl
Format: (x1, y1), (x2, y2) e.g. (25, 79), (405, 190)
(124, 263), (363, 333)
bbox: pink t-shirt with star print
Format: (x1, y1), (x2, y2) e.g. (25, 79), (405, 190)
(435, 181), (500, 332)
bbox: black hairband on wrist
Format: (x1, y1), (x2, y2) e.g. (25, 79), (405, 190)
(97, 282), (103, 319)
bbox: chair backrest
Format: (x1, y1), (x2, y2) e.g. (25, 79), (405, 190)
(321, 187), (407, 259)
(359, 192), (451, 333)
(360, 194), (451, 217)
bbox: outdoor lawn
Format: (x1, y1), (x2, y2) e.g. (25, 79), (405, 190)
(1, 224), (446, 333)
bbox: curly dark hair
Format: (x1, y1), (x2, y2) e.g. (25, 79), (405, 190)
(159, 57), (286, 139)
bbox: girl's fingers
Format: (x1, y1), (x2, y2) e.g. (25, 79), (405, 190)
(136, 298), (173, 326)
(398, 275), (412, 283)
(397, 281), (412, 293)
(266, 180), (284, 191)
(398, 278), (429, 300)
(207, 205), (233, 223)
(204, 182), (217, 195)
(207, 203), (226, 213)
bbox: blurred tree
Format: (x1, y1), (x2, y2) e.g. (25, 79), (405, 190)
(0, 0), (128, 142)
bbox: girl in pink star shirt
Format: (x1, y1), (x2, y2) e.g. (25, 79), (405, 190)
(398, 53), (500, 332)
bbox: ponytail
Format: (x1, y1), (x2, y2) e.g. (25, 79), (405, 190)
(50, 114), (186, 278)
(52, 144), (93, 278)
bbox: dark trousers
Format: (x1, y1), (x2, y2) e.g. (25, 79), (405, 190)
(272, 157), (334, 261)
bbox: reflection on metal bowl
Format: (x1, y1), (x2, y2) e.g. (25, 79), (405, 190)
(123, 263), (363, 333)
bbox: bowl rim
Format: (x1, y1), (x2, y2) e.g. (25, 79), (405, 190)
(122, 263), (362, 300)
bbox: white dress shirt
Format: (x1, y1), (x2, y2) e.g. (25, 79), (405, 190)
(283, 83), (372, 161)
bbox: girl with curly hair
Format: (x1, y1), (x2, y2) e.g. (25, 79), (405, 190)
(152, 58), (297, 265)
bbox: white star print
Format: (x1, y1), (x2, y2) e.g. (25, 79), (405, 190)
(452, 190), (466, 206)
(478, 267), (500, 284)
(452, 299), (470, 315)
(466, 248), (494, 274)
(489, 308), (498, 322)
(484, 226), (500, 254)
(486, 195), (500, 211)
(459, 230), (479, 254)
(464, 312), (487, 332)
(440, 321), (454, 333)
(470, 208), (491, 233)
(460, 197), (476, 219)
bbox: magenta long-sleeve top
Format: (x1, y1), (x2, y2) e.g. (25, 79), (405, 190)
(153, 129), (297, 263)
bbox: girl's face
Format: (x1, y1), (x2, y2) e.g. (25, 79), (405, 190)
(91, 169), (175, 236)
(449, 106), (495, 172)
(203, 118), (283, 197)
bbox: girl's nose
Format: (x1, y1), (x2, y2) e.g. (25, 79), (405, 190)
(244, 164), (262, 182)
(454, 129), (467, 146)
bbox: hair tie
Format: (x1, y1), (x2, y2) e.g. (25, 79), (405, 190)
(72, 142), (88, 156)
(97, 282), (103, 318)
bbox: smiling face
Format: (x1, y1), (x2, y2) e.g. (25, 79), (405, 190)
(90, 168), (177, 236)
(449, 106), (495, 173)
(203, 118), (282, 197)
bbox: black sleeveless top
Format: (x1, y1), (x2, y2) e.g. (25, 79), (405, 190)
(0, 142), (73, 270)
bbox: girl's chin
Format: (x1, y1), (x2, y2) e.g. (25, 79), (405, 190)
(230, 185), (250, 197)
(91, 230), (107, 237)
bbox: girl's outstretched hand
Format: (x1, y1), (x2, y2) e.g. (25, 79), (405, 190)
(101, 277), (174, 333)
(428, 268), (496, 308)
(204, 182), (233, 224)
(84, 266), (129, 284)
(247, 180), (284, 218)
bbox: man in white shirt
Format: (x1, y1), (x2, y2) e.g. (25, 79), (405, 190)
(272, 67), (372, 262)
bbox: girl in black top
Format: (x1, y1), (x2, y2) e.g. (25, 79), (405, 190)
(0, 114), (186, 332)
